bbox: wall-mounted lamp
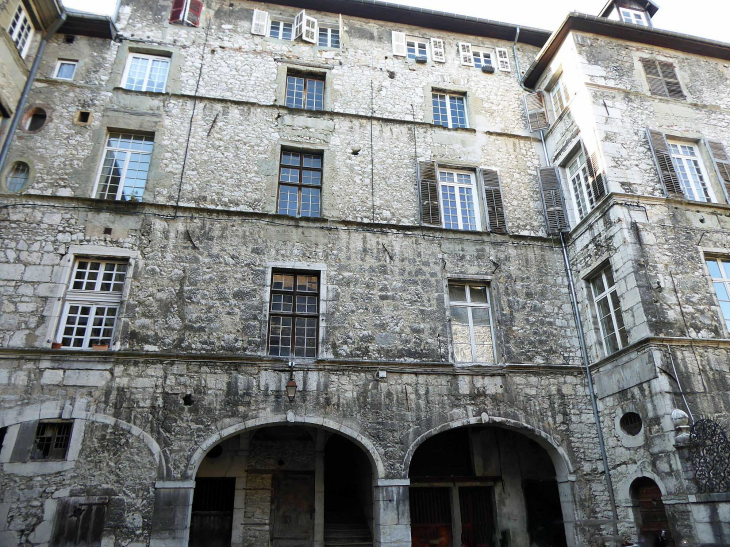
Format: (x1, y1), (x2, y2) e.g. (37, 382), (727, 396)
(286, 361), (297, 403)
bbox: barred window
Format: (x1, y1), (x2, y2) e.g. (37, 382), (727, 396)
(268, 271), (319, 358)
(31, 421), (72, 461)
(278, 151), (322, 218)
(94, 133), (154, 201)
(432, 93), (468, 129)
(285, 74), (324, 111)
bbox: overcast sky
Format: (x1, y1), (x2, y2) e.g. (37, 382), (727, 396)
(61, 0), (730, 43)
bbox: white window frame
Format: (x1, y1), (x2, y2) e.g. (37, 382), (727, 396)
(406, 36), (429, 60)
(53, 60), (78, 81)
(269, 20), (293, 40)
(472, 48), (493, 69)
(121, 53), (171, 93)
(590, 265), (628, 356)
(566, 148), (595, 221)
(667, 141), (716, 203)
(92, 132), (155, 201)
(448, 281), (496, 364)
(317, 27), (340, 48)
(549, 76), (570, 118)
(437, 168), (481, 231)
(706, 257), (730, 337)
(495, 48), (511, 71)
(619, 7), (648, 26)
(432, 92), (469, 129)
(8, 4), (33, 59)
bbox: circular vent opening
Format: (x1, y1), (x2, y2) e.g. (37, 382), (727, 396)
(620, 412), (643, 436)
(25, 108), (47, 131)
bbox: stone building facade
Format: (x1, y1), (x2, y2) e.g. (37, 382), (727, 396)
(0, 0), (729, 546)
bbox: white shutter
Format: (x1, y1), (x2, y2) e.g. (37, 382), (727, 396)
(458, 42), (474, 66)
(293, 10), (305, 39)
(430, 38), (446, 63)
(392, 31), (407, 57)
(496, 48), (511, 71)
(302, 15), (318, 43)
(251, 9), (269, 36)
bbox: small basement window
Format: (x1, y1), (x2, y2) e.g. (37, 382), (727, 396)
(6, 161), (31, 192)
(75, 110), (92, 125)
(620, 412), (643, 436)
(31, 421), (73, 460)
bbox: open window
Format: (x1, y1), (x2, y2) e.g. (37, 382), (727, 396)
(169, 0), (203, 27)
(7, 3), (33, 58)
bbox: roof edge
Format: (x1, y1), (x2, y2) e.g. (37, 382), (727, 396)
(59, 8), (118, 39)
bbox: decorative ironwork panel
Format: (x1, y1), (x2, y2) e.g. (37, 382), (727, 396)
(690, 418), (730, 493)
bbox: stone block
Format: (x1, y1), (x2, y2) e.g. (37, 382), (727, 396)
(63, 370), (112, 387)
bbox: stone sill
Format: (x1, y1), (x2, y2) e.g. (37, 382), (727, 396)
(688, 492), (730, 503)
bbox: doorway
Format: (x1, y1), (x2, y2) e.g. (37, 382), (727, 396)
(189, 477), (235, 547)
(631, 478), (674, 547)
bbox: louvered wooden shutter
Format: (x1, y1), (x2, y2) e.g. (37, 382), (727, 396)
(641, 59), (685, 100)
(169, 0), (186, 23)
(458, 42), (474, 66)
(646, 129), (683, 197)
(524, 92), (549, 132)
(430, 38), (446, 63)
(706, 139), (730, 203)
(537, 167), (569, 235)
(418, 162), (441, 226)
(9, 421), (37, 462)
(481, 169), (507, 234)
(185, 0), (202, 27)
(251, 9), (269, 35)
(657, 61), (684, 100)
(580, 140), (607, 202)
(392, 31), (407, 57)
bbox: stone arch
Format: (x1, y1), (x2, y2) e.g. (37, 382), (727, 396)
(184, 412), (386, 480)
(619, 467), (669, 505)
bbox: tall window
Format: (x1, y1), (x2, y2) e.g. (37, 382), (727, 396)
(619, 8), (648, 26)
(550, 77), (570, 118)
(285, 74), (324, 110)
(668, 142), (714, 203)
(94, 133), (154, 201)
(269, 21), (293, 40)
(268, 271), (319, 358)
(590, 265), (628, 356)
(707, 258), (730, 334)
(122, 54), (170, 93)
(567, 149), (596, 221)
(57, 259), (128, 349)
(8, 4), (32, 58)
(31, 421), (73, 460)
(439, 169), (480, 231)
(278, 150), (322, 218)
(432, 93), (468, 129)
(318, 27), (340, 48)
(448, 282), (495, 363)
(406, 37), (428, 60)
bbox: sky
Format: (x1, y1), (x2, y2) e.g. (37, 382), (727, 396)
(61, 0), (730, 43)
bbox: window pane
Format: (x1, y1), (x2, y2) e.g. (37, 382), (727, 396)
(294, 317), (317, 357)
(449, 96), (467, 128)
(124, 57), (149, 91)
(6, 162), (30, 192)
(278, 185), (298, 216)
(318, 28), (328, 46)
(472, 307), (493, 362)
(441, 186), (458, 229)
(269, 316), (292, 356)
(714, 282), (729, 301)
(707, 260), (722, 278)
(89, 306), (118, 346)
(305, 79), (324, 111)
(282, 152), (301, 166)
(300, 187), (320, 218)
(724, 261), (730, 279)
(57, 62), (76, 80)
(147, 59), (170, 92)
(282, 23), (292, 40)
(449, 284), (467, 302)
(271, 294), (293, 313)
(286, 76), (305, 108)
(432, 94), (448, 127)
(297, 275), (318, 292)
(330, 29), (340, 48)
(721, 302), (730, 322)
(272, 274), (294, 291)
(450, 306), (472, 363)
(469, 286), (488, 304)
(302, 154), (322, 168)
(459, 187), (477, 231)
(302, 170), (321, 186)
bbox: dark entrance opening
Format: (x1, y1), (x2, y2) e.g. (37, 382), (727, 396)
(631, 478), (674, 547)
(272, 472), (315, 547)
(524, 479), (567, 547)
(189, 477), (235, 547)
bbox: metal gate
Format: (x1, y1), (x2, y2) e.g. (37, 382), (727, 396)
(410, 487), (452, 547)
(459, 487), (495, 547)
(189, 477), (236, 547)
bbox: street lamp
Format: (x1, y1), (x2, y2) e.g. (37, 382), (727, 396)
(286, 361), (297, 403)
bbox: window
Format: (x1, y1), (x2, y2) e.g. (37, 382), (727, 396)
(285, 74), (324, 110)
(448, 282), (495, 363)
(567, 149), (596, 221)
(620, 412), (643, 436)
(495, 48), (511, 71)
(406, 37), (428, 60)
(54, 60), (78, 80)
(269, 21), (293, 40)
(24, 107), (47, 131)
(707, 257), (730, 334)
(31, 421), (73, 460)
(619, 8), (648, 26)
(6, 161), (30, 192)
(590, 265), (628, 356)
(432, 93), (468, 129)
(122, 54), (170, 93)
(278, 150), (322, 218)
(438, 169), (480, 231)
(268, 271), (319, 358)
(94, 133), (153, 201)
(640, 59), (684, 100)
(8, 4), (32, 58)
(668, 142), (714, 203)
(549, 77), (570, 118)
(473, 50), (492, 69)
(318, 27), (340, 48)
(57, 259), (128, 349)
(169, 0), (203, 26)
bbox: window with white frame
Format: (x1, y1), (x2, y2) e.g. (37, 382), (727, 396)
(550, 76), (570, 118)
(56, 259), (128, 349)
(438, 169), (480, 231)
(567, 148), (596, 221)
(448, 282), (495, 363)
(54, 60), (78, 81)
(269, 20), (293, 40)
(122, 54), (170, 93)
(668, 141), (715, 203)
(318, 27), (340, 48)
(286, 73), (324, 110)
(432, 93), (468, 129)
(406, 37), (428, 60)
(94, 133), (154, 201)
(8, 4), (33, 58)
(590, 265), (628, 356)
(619, 8), (648, 26)
(706, 257), (730, 335)
(473, 49), (493, 69)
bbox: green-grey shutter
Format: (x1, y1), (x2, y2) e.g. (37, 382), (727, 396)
(537, 167), (569, 235)
(481, 169), (507, 234)
(9, 420), (37, 463)
(646, 129), (683, 197)
(418, 161), (441, 226)
(705, 139), (730, 204)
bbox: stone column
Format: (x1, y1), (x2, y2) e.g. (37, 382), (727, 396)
(557, 475), (578, 547)
(374, 479), (411, 547)
(231, 433), (250, 547)
(314, 430), (326, 547)
(149, 480), (195, 547)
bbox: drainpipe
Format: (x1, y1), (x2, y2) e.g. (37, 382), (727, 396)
(0, 12), (67, 175)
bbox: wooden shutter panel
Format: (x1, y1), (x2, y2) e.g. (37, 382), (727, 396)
(251, 9), (269, 35)
(392, 31), (407, 57)
(580, 140), (608, 203)
(496, 48), (511, 71)
(169, 0), (186, 23)
(418, 162), (441, 226)
(657, 61), (684, 100)
(537, 167), (569, 235)
(51, 499), (107, 547)
(481, 169), (507, 234)
(185, 0), (203, 27)
(458, 42), (474, 66)
(646, 128), (683, 197)
(9, 421), (37, 463)
(641, 59), (667, 97)
(524, 92), (549, 132)
(430, 38), (446, 63)
(705, 139), (730, 203)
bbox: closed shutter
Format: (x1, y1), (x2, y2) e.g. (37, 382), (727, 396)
(9, 421), (37, 463)
(657, 61), (684, 100)
(251, 9), (269, 35)
(392, 31), (407, 57)
(458, 42), (474, 66)
(523, 92), (549, 132)
(185, 0), (203, 27)
(51, 498), (107, 547)
(169, 0), (186, 23)
(537, 167), (569, 235)
(430, 38), (446, 63)
(418, 161), (441, 226)
(496, 48), (511, 71)
(641, 59), (685, 100)
(580, 140), (607, 202)
(481, 169), (507, 234)
(705, 139), (730, 203)
(646, 129), (683, 197)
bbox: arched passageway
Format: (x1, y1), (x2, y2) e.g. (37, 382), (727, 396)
(408, 426), (568, 547)
(630, 477), (674, 547)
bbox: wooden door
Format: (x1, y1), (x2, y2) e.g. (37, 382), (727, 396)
(272, 473), (315, 547)
(459, 487), (495, 547)
(410, 487), (452, 547)
(637, 482), (674, 547)
(189, 477), (235, 547)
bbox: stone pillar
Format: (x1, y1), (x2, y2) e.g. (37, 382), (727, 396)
(557, 476), (579, 547)
(231, 433), (250, 547)
(374, 479), (411, 547)
(149, 480), (195, 547)
(314, 430), (326, 547)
